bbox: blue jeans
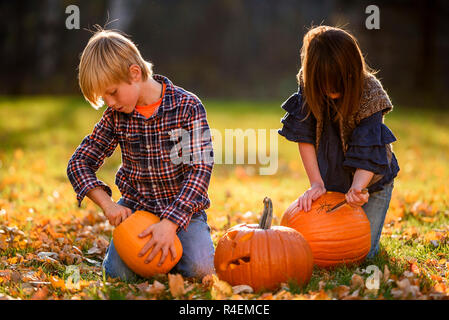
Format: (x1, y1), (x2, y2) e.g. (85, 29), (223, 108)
(102, 198), (215, 282)
(362, 180), (394, 259)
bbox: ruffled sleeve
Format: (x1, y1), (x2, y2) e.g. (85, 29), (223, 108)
(278, 89), (316, 144)
(343, 111), (397, 174)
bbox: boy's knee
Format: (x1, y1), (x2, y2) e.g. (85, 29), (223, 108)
(177, 261), (215, 280)
(102, 240), (138, 282)
(102, 260), (138, 282)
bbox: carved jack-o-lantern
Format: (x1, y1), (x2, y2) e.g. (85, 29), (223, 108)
(214, 198), (314, 292)
(281, 192), (371, 268)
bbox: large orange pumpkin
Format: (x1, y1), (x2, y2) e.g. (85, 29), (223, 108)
(112, 211), (183, 278)
(280, 192), (371, 268)
(214, 198), (313, 292)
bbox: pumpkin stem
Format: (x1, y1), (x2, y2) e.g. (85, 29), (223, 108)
(259, 197), (273, 229)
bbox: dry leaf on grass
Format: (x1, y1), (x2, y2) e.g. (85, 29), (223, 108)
(383, 265), (390, 282)
(148, 280), (166, 296)
(168, 273), (185, 298)
(31, 286), (49, 300)
(351, 274), (365, 289)
(333, 285), (350, 299)
(392, 278), (420, 299)
(201, 274), (214, 289)
(232, 284), (253, 294)
(135, 281), (150, 292)
(211, 274), (232, 299)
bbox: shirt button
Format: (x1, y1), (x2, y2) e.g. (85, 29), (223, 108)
(152, 184), (157, 189)
(146, 144), (151, 150)
(148, 165), (152, 170)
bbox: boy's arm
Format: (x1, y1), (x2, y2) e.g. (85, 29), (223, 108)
(160, 102), (214, 232)
(86, 187), (132, 226)
(67, 107), (118, 207)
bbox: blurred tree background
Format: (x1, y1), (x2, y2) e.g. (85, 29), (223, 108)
(1, 0), (448, 108)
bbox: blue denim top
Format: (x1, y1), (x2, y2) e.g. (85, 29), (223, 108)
(278, 90), (400, 194)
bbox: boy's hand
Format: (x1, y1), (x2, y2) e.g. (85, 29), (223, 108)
(297, 182), (327, 212)
(137, 218), (178, 266)
(345, 187), (370, 208)
(103, 202), (133, 227)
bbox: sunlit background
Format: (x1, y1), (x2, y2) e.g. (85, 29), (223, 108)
(0, 0), (448, 300)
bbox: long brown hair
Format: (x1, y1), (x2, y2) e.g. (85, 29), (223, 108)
(297, 26), (375, 123)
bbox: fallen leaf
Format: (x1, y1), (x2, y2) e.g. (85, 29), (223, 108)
(383, 265), (390, 282)
(365, 288), (379, 297)
(391, 288), (403, 299)
(201, 274), (214, 289)
(168, 273), (185, 298)
(395, 278), (420, 299)
(343, 288), (360, 300)
(0, 234), (7, 251)
(10, 271), (21, 283)
(333, 285), (350, 299)
(86, 245), (102, 255)
(258, 293), (273, 300)
(31, 286), (49, 300)
(403, 271), (414, 278)
(7, 257), (19, 264)
(433, 283), (447, 293)
(274, 289), (294, 300)
(211, 274), (233, 299)
(351, 274), (364, 289)
(232, 285), (253, 294)
(50, 276), (66, 290)
(135, 281), (150, 292)
(83, 257), (101, 267)
(148, 280), (166, 296)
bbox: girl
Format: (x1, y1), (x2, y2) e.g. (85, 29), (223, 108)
(278, 26), (400, 259)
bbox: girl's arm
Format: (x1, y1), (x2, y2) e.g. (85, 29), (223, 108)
(297, 142), (326, 211)
(346, 169), (374, 207)
(298, 142), (324, 187)
(351, 168), (374, 190)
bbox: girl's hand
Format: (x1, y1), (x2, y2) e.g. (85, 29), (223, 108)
(297, 182), (327, 212)
(137, 219), (179, 266)
(345, 187), (369, 208)
(103, 202), (133, 226)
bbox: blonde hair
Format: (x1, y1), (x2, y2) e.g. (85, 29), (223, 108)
(78, 27), (153, 108)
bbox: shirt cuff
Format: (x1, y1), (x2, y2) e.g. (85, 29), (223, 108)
(160, 201), (193, 232)
(77, 181), (112, 207)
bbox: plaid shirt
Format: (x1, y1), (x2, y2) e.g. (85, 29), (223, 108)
(67, 75), (214, 231)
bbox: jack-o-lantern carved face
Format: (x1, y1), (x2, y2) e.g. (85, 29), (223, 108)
(214, 198), (314, 292)
(216, 226), (253, 272)
(281, 192), (371, 268)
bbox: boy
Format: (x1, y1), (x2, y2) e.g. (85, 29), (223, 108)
(67, 28), (215, 281)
